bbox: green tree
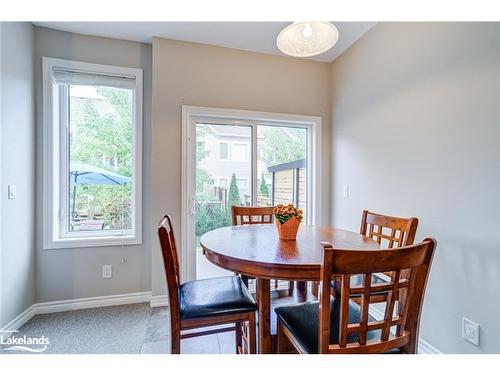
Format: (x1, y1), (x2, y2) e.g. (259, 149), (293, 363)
(196, 204), (229, 235)
(259, 172), (270, 197)
(71, 87), (133, 177)
(195, 128), (213, 200)
(227, 173), (241, 208)
(260, 127), (306, 165)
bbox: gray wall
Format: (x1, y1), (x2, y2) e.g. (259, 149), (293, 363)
(34, 27), (153, 302)
(0, 22), (36, 327)
(330, 22), (500, 353)
(151, 38), (332, 296)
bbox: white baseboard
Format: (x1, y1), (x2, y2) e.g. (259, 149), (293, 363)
(417, 338), (442, 354)
(35, 291), (152, 314)
(369, 306), (442, 354)
(150, 295), (169, 308)
(1, 291), (152, 336)
(0, 305), (37, 338)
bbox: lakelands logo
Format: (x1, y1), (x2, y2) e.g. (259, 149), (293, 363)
(0, 331), (49, 353)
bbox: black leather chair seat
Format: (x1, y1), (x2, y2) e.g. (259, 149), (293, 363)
(275, 298), (380, 353)
(180, 276), (257, 320)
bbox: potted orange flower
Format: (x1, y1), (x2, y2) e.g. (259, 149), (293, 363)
(273, 204), (303, 240)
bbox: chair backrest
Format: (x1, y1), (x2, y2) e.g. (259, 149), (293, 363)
(158, 215), (181, 325)
(360, 210), (418, 248)
(318, 238), (436, 354)
(231, 205), (274, 225)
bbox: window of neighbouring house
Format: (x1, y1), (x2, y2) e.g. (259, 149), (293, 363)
(218, 142), (229, 161)
(232, 142), (248, 161)
(42, 57), (143, 249)
(236, 178), (248, 189)
(218, 177), (229, 188)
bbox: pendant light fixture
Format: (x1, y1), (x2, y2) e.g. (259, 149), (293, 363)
(277, 22), (339, 58)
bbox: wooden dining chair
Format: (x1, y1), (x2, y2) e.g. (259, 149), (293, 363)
(312, 210), (419, 297)
(360, 210), (419, 249)
(231, 205), (292, 293)
(276, 238), (436, 354)
(158, 215), (257, 354)
(231, 205), (274, 226)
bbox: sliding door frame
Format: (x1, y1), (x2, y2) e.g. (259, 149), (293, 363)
(181, 105), (322, 282)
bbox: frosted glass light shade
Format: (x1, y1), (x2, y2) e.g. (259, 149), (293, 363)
(277, 22), (339, 58)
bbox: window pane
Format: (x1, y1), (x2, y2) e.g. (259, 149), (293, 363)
(257, 125), (308, 220)
(219, 143), (229, 160)
(233, 143), (248, 161)
(68, 85), (133, 232)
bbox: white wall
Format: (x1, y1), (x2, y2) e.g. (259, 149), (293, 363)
(151, 38), (332, 297)
(33, 27), (153, 302)
(0, 22), (36, 328)
(330, 22), (500, 353)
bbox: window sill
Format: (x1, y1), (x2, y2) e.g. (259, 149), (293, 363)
(43, 234), (142, 250)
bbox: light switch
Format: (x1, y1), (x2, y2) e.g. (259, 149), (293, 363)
(8, 185), (16, 200)
(342, 185), (349, 199)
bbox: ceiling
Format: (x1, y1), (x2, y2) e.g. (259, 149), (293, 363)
(33, 22), (376, 63)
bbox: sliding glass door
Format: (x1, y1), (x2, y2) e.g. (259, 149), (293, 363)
(185, 112), (318, 283)
(193, 120), (310, 281)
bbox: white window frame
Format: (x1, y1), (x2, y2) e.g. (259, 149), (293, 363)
(218, 141), (230, 161)
(217, 177), (229, 188)
(236, 177), (249, 189)
(181, 105), (322, 282)
(42, 57), (143, 249)
(232, 142), (249, 162)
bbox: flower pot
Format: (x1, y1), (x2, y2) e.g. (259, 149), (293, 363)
(275, 215), (300, 240)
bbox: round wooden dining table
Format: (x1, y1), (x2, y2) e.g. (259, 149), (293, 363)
(200, 223), (381, 354)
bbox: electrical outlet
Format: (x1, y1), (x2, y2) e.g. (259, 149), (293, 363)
(462, 317), (479, 346)
(102, 265), (112, 279)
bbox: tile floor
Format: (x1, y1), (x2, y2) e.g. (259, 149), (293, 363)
(141, 305), (237, 354)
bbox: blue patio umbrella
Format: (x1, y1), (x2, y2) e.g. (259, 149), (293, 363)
(70, 162), (132, 221)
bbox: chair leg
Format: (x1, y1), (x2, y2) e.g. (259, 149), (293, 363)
(248, 313), (257, 354)
(311, 281), (319, 297)
(171, 329), (181, 354)
(235, 322), (242, 354)
(401, 335), (418, 354)
(276, 319), (286, 354)
(288, 281), (294, 296)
